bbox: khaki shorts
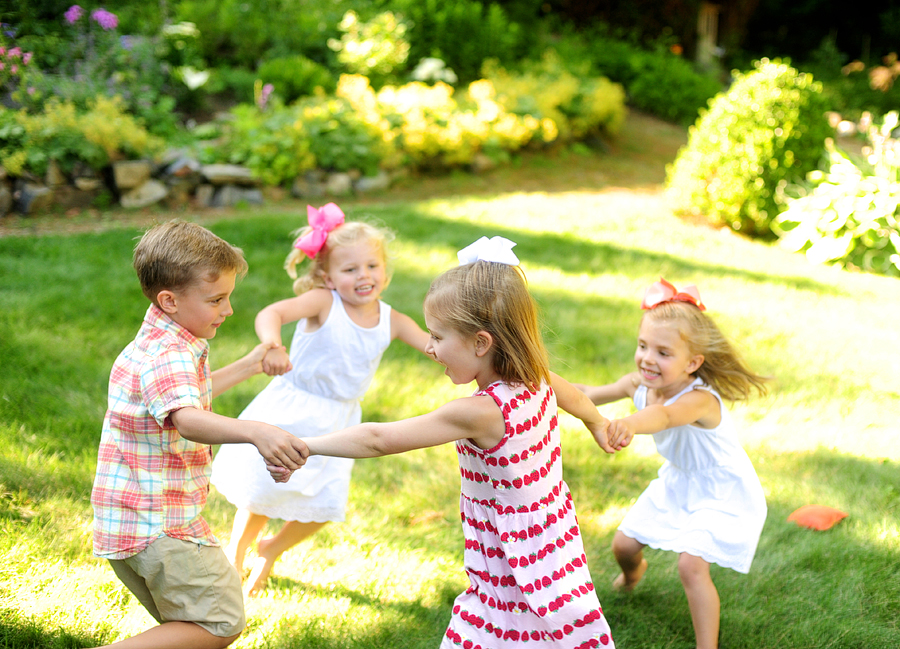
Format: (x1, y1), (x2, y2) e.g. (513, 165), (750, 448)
(109, 535), (245, 638)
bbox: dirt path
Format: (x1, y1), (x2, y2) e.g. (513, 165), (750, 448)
(0, 111), (687, 238)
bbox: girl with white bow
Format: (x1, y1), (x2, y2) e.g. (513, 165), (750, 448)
(289, 236), (625, 648)
(210, 203), (431, 597)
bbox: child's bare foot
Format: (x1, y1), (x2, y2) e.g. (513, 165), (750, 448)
(612, 559), (648, 592)
(244, 537), (278, 598)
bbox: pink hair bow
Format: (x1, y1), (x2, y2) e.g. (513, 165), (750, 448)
(641, 278), (706, 311)
(293, 203), (346, 259)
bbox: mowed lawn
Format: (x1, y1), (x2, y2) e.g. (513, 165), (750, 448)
(1, 112), (898, 648)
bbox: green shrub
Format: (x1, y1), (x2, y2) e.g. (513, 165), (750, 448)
(625, 50), (722, 125)
(257, 55), (336, 103)
(481, 50), (626, 143)
(327, 10), (410, 87)
(299, 95), (392, 175)
(204, 102), (316, 187)
(0, 96), (164, 178)
(389, 0), (524, 83)
(176, 0), (349, 68)
(773, 115), (900, 277)
(666, 59), (832, 237)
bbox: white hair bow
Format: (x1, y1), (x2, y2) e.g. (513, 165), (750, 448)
(457, 236), (520, 266)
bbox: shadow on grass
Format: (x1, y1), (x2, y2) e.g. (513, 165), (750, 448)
(0, 608), (96, 649)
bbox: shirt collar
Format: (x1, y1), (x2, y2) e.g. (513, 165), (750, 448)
(143, 303), (209, 360)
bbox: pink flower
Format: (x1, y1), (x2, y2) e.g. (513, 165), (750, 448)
(0, 63), (4, 72)
(8, 47), (20, 58)
(91, 8), (118, 30)
(64, 5), (84, 24)
(23, 52), (32, 65)
(0, 47), (5, 56)
(28, 86), (36, 95)
(10, 64), (17, 74)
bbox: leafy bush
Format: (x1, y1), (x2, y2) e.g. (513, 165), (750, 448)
(551, 25), (721, 126)
(327, 11), (409, 86)
(666, 59), (832, 237)
(773, 114), (900, 277)
(388, 0), (524, 83)
(175, 0), (350, 68)
(625, 50), (722, 125)
(204, 102), (316, 187)
(257, 55), (336, 103)
(0, 96), (164, 177)
(9, 6), (182, 137)
(481, 50), (626, 144)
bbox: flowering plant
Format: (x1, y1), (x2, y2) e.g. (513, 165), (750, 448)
(0, 44), (35, 94)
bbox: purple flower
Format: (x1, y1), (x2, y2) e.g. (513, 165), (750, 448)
(64, 5), (84, 24)
(120, 35), (133, 50)
(91, 8), (118, 31)
(257, 83), (274, 110)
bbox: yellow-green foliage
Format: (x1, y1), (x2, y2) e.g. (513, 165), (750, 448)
(77, 96), (164, 161)
(11, 95), (164, 175)
(341, 75), (543, 167)
(482, 50), (626, 143)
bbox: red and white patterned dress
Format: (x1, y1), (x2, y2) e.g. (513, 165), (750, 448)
(442, 381), (615, 649)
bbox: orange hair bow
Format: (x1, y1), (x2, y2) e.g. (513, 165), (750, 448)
(641, 278), (706, 311)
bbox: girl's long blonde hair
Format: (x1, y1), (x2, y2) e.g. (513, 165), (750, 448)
(643, 301), (768, 402)
(284, 221), (395, 295)
(425, 261), (550, 389)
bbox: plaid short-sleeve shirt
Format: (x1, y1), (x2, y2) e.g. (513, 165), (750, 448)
(91, 304), (218, 559)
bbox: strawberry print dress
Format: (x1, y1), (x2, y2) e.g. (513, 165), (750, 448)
(442, 381), (615, 649)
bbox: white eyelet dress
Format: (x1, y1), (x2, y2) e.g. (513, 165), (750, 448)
(617, 378), (767, 573)
(211, 290), (392, 522)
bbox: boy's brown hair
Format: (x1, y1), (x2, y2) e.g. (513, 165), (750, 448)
(133, 220), (248, 305)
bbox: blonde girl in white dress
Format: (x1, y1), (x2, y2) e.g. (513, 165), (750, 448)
(211, 203), (430, 596)
(576, 278), (768, 649)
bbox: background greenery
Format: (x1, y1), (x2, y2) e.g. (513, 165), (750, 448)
(0, 113), (898, 648)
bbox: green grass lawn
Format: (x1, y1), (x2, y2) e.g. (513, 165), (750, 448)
(1, 114), (898, 648)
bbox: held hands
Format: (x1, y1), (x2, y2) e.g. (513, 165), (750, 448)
(262, 345), (292, 376)
(251, 423), (309, 482)
(586, 414), (633, 453)
(607, 419), (635, 451)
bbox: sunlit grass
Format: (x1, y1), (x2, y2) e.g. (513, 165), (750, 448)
(1, 171), (899, 646)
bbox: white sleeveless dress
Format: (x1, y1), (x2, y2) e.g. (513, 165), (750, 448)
(211, 290), (392, 522)
(617, 378), (766, 573)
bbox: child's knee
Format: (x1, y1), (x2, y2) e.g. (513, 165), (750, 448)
(677, 553), (710, 586)
(611, 531), (640, 559)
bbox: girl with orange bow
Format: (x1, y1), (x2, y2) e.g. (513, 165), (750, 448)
(210, 203), (431, 596)
(576, 278), (768, 649)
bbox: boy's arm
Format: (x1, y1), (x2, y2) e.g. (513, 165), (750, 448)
(550, 372), (622, 453)
(210, 341), (281, 398)
(170, 406), (308, 470)
(573, 372), (640, 405)
(390, 310), (431, 354)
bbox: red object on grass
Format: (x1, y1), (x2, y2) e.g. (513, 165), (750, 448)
(787, 505), (848, 531)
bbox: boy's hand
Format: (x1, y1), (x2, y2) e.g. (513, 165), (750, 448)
(607, 419), (635, 450)
(262, 346), (292, 376)
(251, 424), (309, 471)
(586, 416), (617, 454)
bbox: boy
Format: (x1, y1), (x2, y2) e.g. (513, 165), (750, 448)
(90, 220), (307, 649)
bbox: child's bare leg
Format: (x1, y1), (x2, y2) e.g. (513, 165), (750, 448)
(90, 622), (239, 649)
(246, 520), (327, 597)
(678, 552), (720, 649)
(224, 509), (269, 574)
(611, 530), (648, 592)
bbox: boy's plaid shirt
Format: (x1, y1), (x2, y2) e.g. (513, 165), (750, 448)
(91, 304), (218, 559)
